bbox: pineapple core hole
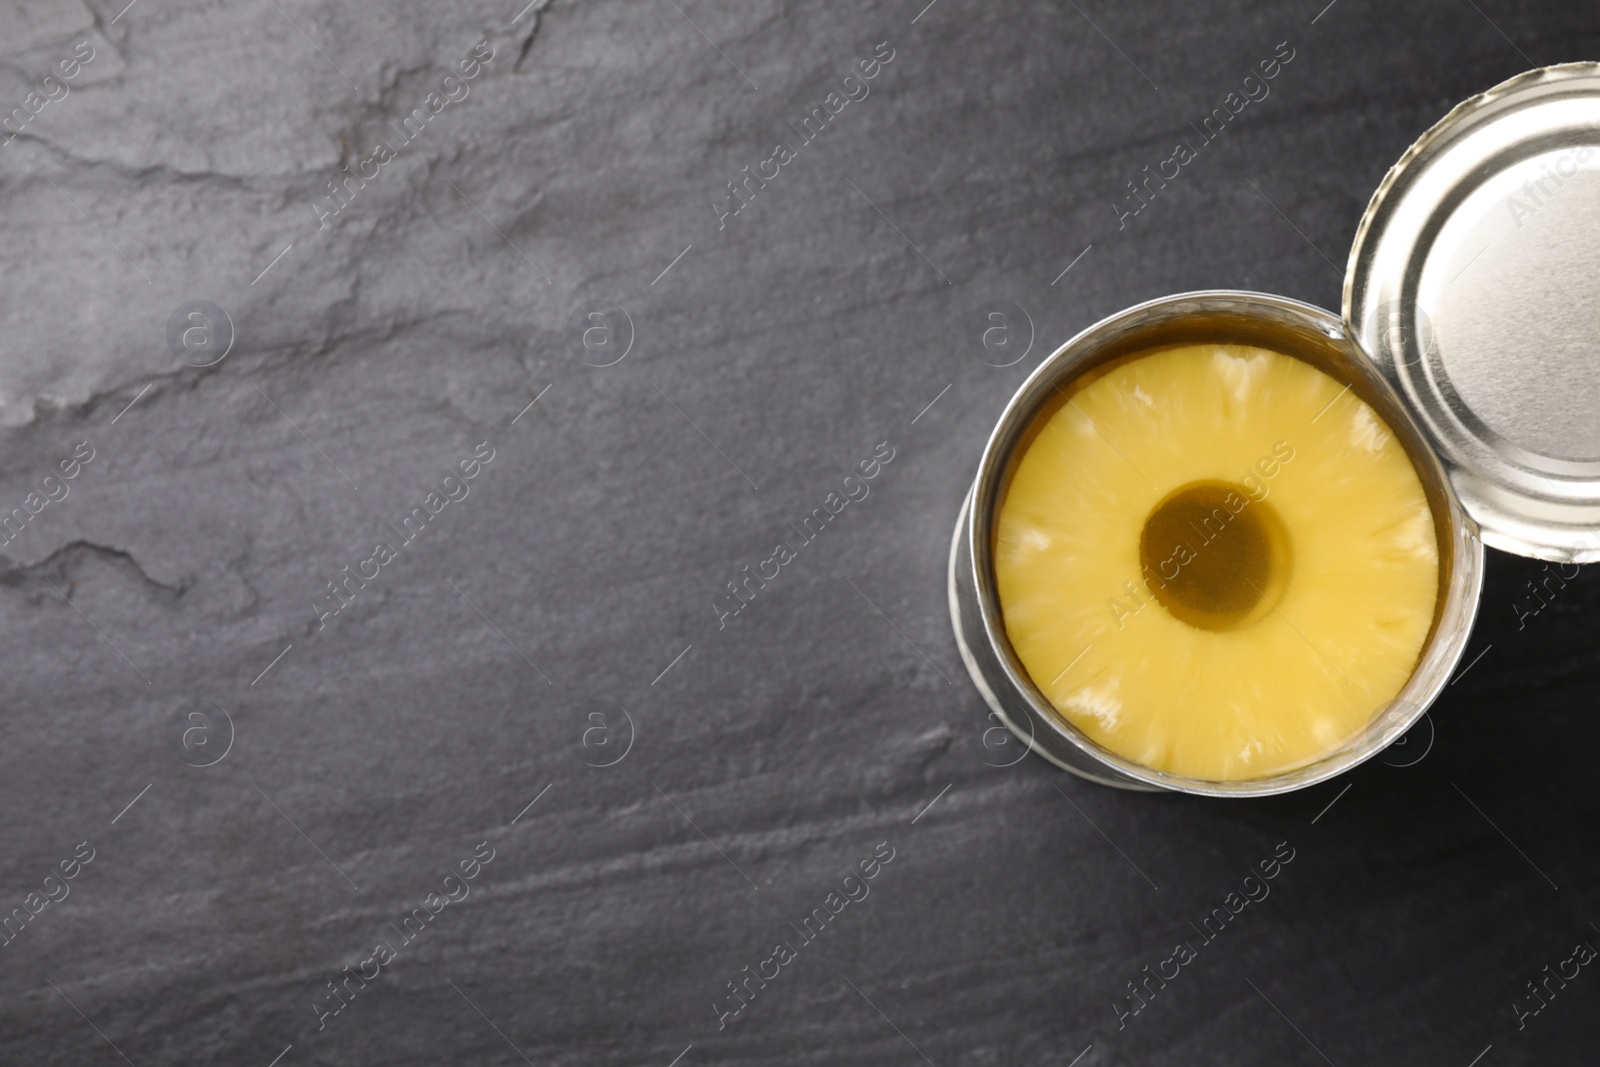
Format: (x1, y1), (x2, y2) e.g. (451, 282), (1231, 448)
(1138, 481), (1291, 632)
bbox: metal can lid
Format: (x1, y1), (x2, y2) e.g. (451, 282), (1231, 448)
(1347, 63), (1600, 563)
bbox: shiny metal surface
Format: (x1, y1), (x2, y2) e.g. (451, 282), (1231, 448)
(1348, 63), (1600, 563)
(950, 292), (1484, 796)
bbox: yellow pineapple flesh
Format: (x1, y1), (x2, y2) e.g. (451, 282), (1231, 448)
(994, 343), (1440, 781)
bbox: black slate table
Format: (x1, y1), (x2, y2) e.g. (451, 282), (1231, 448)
(1, 0), (1596, 1064)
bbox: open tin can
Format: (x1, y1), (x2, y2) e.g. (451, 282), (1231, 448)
(950, 63), (1600, 796)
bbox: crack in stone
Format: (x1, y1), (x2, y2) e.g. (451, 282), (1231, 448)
(0, 538), (187, 598)
(513, 1), (555, 74)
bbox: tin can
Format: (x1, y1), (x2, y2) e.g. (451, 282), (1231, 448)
(951, 64), (1600, 795)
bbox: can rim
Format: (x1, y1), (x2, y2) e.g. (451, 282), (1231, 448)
(965, 290), (1484, 796)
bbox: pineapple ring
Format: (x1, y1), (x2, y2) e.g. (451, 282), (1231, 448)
(994, 343), (1440, 781)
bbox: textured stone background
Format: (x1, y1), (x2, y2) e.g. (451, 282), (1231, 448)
(0, 0), (1597, 1064)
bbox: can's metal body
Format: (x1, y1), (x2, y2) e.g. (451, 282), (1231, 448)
(949, 293), (1485, 796)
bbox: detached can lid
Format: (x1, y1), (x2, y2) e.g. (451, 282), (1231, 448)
(1347, 63), (1600, 563)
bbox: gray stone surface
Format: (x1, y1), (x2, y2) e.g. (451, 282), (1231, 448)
(0, 0), (1596, 1064)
